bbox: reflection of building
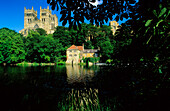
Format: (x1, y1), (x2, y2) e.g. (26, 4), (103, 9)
(19, 6), (58, 36)
(109, 21), (119, 35)
(66, 65), (95, 84)
(66, 44), (100, 64)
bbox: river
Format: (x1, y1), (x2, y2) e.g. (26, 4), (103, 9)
(0, 65), (167, 111)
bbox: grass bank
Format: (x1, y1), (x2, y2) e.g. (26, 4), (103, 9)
(16, 61), (66, 66)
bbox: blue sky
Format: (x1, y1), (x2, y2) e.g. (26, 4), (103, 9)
(0, 0), (128, 33)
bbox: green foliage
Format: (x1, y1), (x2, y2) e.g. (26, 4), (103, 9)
(53, 26), (72, 47)
(36, 28), (47, 35)
(100, 39), (114, 62)
(106, 59), (113, 64)
(83, 57), (100, 64)
(0, 28), (26, 64)
(112, 2), (169, 81)
(84, 40), (94, 49)
(25, 30), (63, 63)
(47, 0), (137, 29)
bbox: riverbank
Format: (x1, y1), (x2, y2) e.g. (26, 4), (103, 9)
(1, 61), (66, 66)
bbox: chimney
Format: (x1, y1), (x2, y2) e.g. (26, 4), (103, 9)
(82, 43), (84, 50)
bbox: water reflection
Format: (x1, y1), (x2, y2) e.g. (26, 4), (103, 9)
(58, 88), (104, 111)
(66, 65), (97, 84)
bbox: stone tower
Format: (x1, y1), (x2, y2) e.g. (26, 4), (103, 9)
(109, 21), (119, 35)
(24, 6), (38, 29)
(19, 6), (58, 36)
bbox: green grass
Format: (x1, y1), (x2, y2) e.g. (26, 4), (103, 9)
(16, 61), (30, 66)
(56, 61), (66, 65)
(78, 62), (86, 66)
(16, 62), (57, 66)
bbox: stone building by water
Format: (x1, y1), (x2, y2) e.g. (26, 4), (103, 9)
(19, 6), (58, 36)
(66, 44), (100, 64)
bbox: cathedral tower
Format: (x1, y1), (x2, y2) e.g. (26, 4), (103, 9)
(19, 6), (58, 36)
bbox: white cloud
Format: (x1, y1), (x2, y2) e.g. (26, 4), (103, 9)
(89, 0), (103, 6)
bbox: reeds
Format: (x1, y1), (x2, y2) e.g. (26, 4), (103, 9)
(58, 88), (111, 111)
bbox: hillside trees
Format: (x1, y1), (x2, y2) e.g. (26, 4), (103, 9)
(25, 30), (63, 63)
(53, 26), (72, 47)
(0, 28), (26, 64)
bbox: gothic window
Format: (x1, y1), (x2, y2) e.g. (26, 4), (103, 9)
(51, 24), (55, 29)
(69, 54), (72, 57)
(28, 19), (31, 23)
(42, 13), (46, 16)
(24, 30), (27, 34)
(52, 17), (53, 20)
(34, 24), (39, 29)
(26, 13), (32, 16)
(42, 18), (45, 22)
(34, 17), (38, 21)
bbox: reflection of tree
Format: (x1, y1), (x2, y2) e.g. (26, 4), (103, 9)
(66, 65), (95, 84)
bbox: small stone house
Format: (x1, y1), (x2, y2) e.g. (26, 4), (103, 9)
(66, 44), (100, 64)
(66, 45), (84, 64)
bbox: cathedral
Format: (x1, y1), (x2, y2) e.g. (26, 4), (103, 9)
(19, 6), (58, 36)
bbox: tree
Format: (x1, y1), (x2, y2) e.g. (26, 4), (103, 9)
(47, 0), (137, 29)
(36, 28), (47, 36)
(25, 30), (63, 63)
(84, 40), (94, 49)
(53, 26), (72, 47)
(100, 39), (114, 62)
(0, 28), (26, 64)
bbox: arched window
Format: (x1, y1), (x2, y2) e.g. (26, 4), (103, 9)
(34, 24), (39, 29)
(42, 18), (45, 22)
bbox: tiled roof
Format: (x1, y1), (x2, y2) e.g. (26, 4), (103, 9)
(68, 45), (77, 50)
(77, 46), (83, 51)
(68, 45), (84, 51)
